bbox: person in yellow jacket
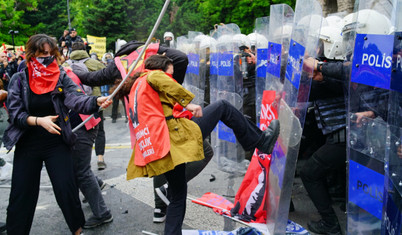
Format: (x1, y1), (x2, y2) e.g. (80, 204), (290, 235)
(115, 54), (280, 235)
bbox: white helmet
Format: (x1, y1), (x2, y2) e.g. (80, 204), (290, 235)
(247, 33), (268, 48)
(102, 52), (114, 64)
(319, 26), (344, 60)
(217, 34), (234, 47)
(163, 32), (174, 41)
(193, 34), (208, 45)
(163, 31), (175, 48)
(297, 14), (328, 31)
(199, 36), (217, 50)
(232, 34), (251, 49)
(325, 15), (343, 28)
(115, 39), (127, 53)
(342, 9), (392, 35)
(272, 24), (293, 42)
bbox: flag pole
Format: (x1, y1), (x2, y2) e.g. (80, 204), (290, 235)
(73, 0), (170, 132)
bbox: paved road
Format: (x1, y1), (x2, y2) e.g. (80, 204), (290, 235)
(0, 105), (346, 234)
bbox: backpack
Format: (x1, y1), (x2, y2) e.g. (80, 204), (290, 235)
(66, 57), (93, 95)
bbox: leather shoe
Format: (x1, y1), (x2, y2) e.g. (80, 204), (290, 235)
(256, 119), (280, 154)
(308, 219), (341, 235)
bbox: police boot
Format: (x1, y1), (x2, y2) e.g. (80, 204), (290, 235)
(256, 120), (280, 154)
(307, 213), (342, 235)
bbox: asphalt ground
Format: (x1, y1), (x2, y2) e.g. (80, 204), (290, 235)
(0, 104), (346, 235)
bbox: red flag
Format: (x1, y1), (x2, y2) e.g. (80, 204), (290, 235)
(230, 90), (278, 223)
(191, 192), (233, 216)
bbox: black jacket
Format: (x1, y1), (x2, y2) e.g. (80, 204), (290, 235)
(3, 67), (99, 150)
(73, 41), (188, 86)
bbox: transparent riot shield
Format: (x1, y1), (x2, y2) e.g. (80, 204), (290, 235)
(176, 35), (189, 54)
(265, 4), (294, 93)
(253, 17), (269, 127)
(199, 36), (217, 107)
(265, 1), (323, 234)
(383, 2), (402, 234)
(343, 1), (397, 234)
(183, 32), (205, 106)
(383, 12), (402, 233)
(176, 35), (190, 87)
(211, 23), (246, 174)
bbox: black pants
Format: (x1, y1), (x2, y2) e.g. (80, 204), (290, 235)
(111, 97), (127, 121)
(300, 141), (346, 220)
(161, 100), (263, 234)
(163, 164), (187, 235)
(7, 142), (85, 234)
(154, 99), (263, 206)
(193, 99), (262, 149)
(94, 111), (105, 156)
(154, 141), (214, 209)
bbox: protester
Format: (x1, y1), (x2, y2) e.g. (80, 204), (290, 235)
(0, 89), (12, 181)
(58, 29), (70, 47)
(3, 34), (111, 235)
(0, 52), (18, 90)
(0, 89), (8, 233)
(113, 54), (280, 234)
(102, 52), (127, 124)
(63, 42), (113, 228)
(72, 41), (216, 222)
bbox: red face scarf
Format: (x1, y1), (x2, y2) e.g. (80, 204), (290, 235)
(27, 57), (60, 94)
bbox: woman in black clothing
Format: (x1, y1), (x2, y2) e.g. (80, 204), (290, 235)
(3, 34), (111, 235)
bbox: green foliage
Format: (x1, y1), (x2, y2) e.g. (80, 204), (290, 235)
(0, 0), (40, 46)
(167, 0), (207, 37)
(81, 0), (130, 51)
(23, 0), (68, 38)
(0, 0), (298, 51)
(125, 0), (171, 42)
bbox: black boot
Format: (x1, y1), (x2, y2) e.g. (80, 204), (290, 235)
(256, 120), (280, 154)
(308, 215), (341, 235)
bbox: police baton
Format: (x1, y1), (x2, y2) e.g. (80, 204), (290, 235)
(73, 0), (170, 133)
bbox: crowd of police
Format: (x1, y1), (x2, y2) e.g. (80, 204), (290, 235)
(167, 0), (401, 234)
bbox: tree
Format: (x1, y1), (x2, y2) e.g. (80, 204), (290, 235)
(23, 0), (69, 39)
(81, 0), (130, 51)
(125, 0), (172, 42)
(194, 0), (296, 35)
(167, 0), (207, 37)
(0, 0), (40, 46)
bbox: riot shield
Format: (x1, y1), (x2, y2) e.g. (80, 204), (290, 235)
(176, 35), (190, 87)
(176, 35), (189, 54)
(343, 1), (397, 234)
(183, 32), (205, 106)
(253, 17), (270, 127)
(265, 4), (294, 93)
(211, 23), (246, 174)
(199, 36), (217, 107)
(384, 5), (402, 232)
(264, 1), (323, 234)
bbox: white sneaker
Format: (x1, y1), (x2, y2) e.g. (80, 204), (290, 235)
(0, 162), (13, 181)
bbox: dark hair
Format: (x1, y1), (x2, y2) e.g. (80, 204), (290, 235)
(72, 42), (86, 51)
(144, 54), (173, 72)
(25, 34), (61, 63)
(111, 55), (173, 100)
